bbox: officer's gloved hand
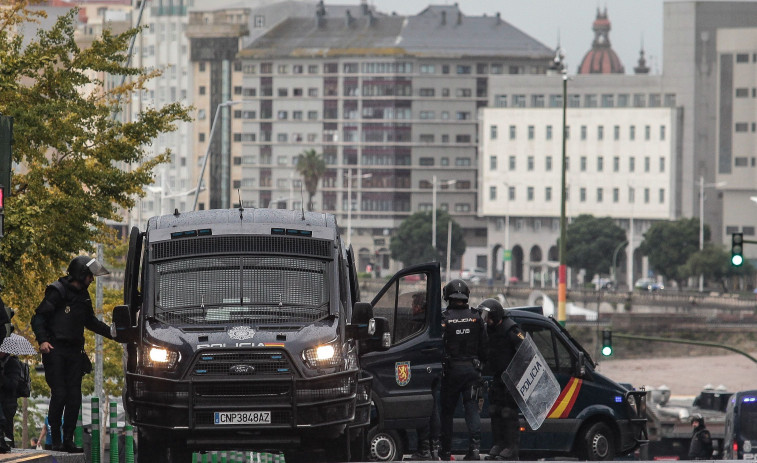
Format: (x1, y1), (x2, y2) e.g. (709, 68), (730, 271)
(110, 323), (118, 340)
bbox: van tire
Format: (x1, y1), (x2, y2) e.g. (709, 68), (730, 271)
(367, 427), (403, 461)
(579, 422), (615, 460)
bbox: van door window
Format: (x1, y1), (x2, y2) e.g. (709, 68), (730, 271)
(371, 274), (428, 345)
(521, 324), (574, 376)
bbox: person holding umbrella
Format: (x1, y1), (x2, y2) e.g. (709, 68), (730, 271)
(31, 256), (115, 453)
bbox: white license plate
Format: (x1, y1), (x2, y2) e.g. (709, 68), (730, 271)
(214, 411), (271, 425)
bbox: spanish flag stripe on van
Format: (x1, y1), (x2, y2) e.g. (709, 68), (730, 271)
(547, 377), (583, 419)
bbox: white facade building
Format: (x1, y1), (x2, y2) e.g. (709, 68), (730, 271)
(480, 106), (678, 288)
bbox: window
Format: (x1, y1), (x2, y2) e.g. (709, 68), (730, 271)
(277, 133), (288, 142)
(629, 125), (636, 140)
(254, 15), (265, 27)
(508, 186), (515, 201)
(199, 133), (205, 142)
(293, 88), (303, 97)
(645, 125), (651, 140)
(580, 156), (587, 172)
(343, 63), (358, 73)
(580, 125), (587, 140)
(441, 111), (449, 120)
(613, 188), (619, 203)
(660, 157), (665, 172)
(509, 125), (516, 140)
(629, 157), (635, 172)
(734, 157), (748, 167)
(442, 88), (450, 97)
(440, 157), (449, 166)
(420, 64), (435, 74)
(277, 111), (288, 120)
(455, 158), (472, 167)
(199, 86), (206, 95)
(455, 135), (471, 143)
(441, 135), (449, 143)
(736, 88), (749, 97)
(490, 156), (497, 170)
(293, 65), (303, 74)
(490, 125), (497, 140)
(617, 94), (629, 107)
(527, 156), (534, 171)
(199, 62), (206, 72)
(644, 188), (650, 204)
(546, 125), (553, 140)
(736, 122), (749, 132)
(649, 94), (661, 107)
(454, 203), (471, 212)
(509, 156), (516, 170)
(736, 53), (749, 63)
(513, 95), (526, 107)
(489, 186), (497, 200)
(419, 134), (434, 143)
(278, 88), (288, 97)
(597, 188), (603, 203)
(659, 188), (665, 204)
(420, 111), (435, 120)
(419, 88), (435, 97)
(629, 187), (635, 203)
(491, 64), (503, 74)
(293, 111), (303, 120)
(419, 158), (434, 166)
(585, 94), (597, 107)
(613, 156), (619, 172)
(645, 157), (650, 172)
(549, 94), (562, 108)
(597, 125), (604, 140)
(614, 125), (620, 140)
(532, 94), (545, 107)
(597, 156), (604, 172)
(601, 94), (614, 107)
(545, 187), (552, 202)
(308, 111), (318, 120)
(744, 226), (756, 236)
(494, 95), (507, 107)
(277, 65), (288, 74)
(633, 93), (646, 107)
(528, 125), (535, 140)
(527, 187), (534, 201)
(456, 111), (471, 120)
(456, 89), (472, 98)
(308, 88), (318, 97)
(580, 188), (586, 202)
(456, 65), (471, 74)
(545, 156), (552, 171)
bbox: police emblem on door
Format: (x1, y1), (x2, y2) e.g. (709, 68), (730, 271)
(395, 361), (411, 386)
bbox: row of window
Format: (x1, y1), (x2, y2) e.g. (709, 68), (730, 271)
(490, 155), (666, 174)
(243, 61), (524, 76)
(734, 87), (757, 98)
(491, 124), (667, 142)
(493, 93), (676, 109)
(489, 185), (666, 204)
(418, 203), (473, 212)
(227, 153), (472, 169)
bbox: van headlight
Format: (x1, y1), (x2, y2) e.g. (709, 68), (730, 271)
(302, 340), (342, 369)
(139, 345), (180, 370)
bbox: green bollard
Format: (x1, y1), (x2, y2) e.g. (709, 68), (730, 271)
(75, 405), (83, 447)
(91, 397), (100, 463)
(220, 450), (227, 463)
(109, 401), (118, 463)
(124, 425), (134, 463)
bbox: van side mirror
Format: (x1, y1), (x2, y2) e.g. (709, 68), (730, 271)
(112, 305), (136, 343)
(348, 302), (375, 339)
(359, 317), (391, 353)
(575, 351), (586, 378)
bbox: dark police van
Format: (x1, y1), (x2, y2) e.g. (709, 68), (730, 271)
(723, 389), (757, 459)
(362, 303), (648, 461)
(111, 209), (445, 462)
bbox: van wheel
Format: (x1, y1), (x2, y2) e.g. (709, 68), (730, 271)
(367, 427), (403, 461)
(580, 422), (615, 460)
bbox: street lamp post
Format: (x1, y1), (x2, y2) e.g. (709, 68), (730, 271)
(346, 170), (371, 246)
(698, 175), (726, 291)
(432, 176), (456, 252)
(502, 182), (512, 284)
(192, 100), (240, 211)
(558, 68), (568, 325)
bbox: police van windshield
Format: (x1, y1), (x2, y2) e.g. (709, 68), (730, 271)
(152, 255), (330, 326)
(739, 400), (757, 440)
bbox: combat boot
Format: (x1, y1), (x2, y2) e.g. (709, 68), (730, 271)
(411, 439), (433, 460)
(61, 439), (83, 453)
(431, 439), (442, 461)
(0, 436), (10, 454)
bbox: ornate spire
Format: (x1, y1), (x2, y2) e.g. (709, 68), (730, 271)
(634, 43), (650, 74)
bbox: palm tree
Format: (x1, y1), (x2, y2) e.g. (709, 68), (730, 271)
(295, 149), (326, 211)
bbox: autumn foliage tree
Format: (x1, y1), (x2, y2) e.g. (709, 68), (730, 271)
(0, 3), (190, 398)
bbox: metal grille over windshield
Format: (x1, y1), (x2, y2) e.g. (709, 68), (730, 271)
(155, 256), (329, 325)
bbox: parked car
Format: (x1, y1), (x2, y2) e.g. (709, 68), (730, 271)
(635, 278), (664, 291)
(591, 276), (615, 290)
(460, 267), (487, 283)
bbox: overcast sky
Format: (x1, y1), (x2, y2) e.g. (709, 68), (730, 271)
(349, 0), (665, 74)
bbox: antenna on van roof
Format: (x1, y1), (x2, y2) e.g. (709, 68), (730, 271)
(300, 183), (305, 220)
(237, 188), (244, 221)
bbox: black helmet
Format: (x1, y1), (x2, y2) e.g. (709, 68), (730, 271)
(443, 279), (469, 302)
(68, 256), (110, 283)
(690, 413), (704, 426)
(478, 298), (505, 324)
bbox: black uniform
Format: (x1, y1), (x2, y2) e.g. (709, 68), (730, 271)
(688, 421), (713, 460)
(31, 277), (112, 447)
(484, 317), (525, 460)
(0, 354), (22, 451)
(440, 304), (487, 459)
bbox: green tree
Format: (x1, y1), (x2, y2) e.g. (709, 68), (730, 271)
(639, 218), (705, 289)
(682, 243), (733, 292)
(0, 7), (190, 318)
(390, 210), (465, 267)
(564, 215), (626, 283)
(295, 149), (326, 211)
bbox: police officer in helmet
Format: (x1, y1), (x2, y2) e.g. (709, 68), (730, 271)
(439, 279), (488, 460)
(32, 256), (115, 453)
(478, 299), (525, 460)
(688, 413), (713, 459)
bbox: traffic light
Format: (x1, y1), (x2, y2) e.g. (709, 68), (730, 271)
(601, 329), (613, 356)
(731, 233), (744, 267)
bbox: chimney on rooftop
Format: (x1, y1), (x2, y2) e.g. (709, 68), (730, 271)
(316, 0), (326, 28)
(441, 10), (446, 25)
(345, 9), (355, 27)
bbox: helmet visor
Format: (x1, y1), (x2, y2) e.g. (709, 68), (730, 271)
(447, 293), (468, 301)
(85, 258), (110, 277)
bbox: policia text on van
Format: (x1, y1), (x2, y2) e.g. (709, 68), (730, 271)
(111, 209), (405, 462)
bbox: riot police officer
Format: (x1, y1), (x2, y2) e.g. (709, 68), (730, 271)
(688, 414), (713, 459)
(32, 256), (114, 453)
(439, 279), (487, 461)
(478, 299), (525, 460)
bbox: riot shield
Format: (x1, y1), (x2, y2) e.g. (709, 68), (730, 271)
(501, 334), (561, 430)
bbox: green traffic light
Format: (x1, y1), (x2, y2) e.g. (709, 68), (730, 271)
(601, 346), (613, 356)
(732, 254), (744, 266)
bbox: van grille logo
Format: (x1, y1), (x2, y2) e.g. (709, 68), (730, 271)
(229, 364), (255, 375)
